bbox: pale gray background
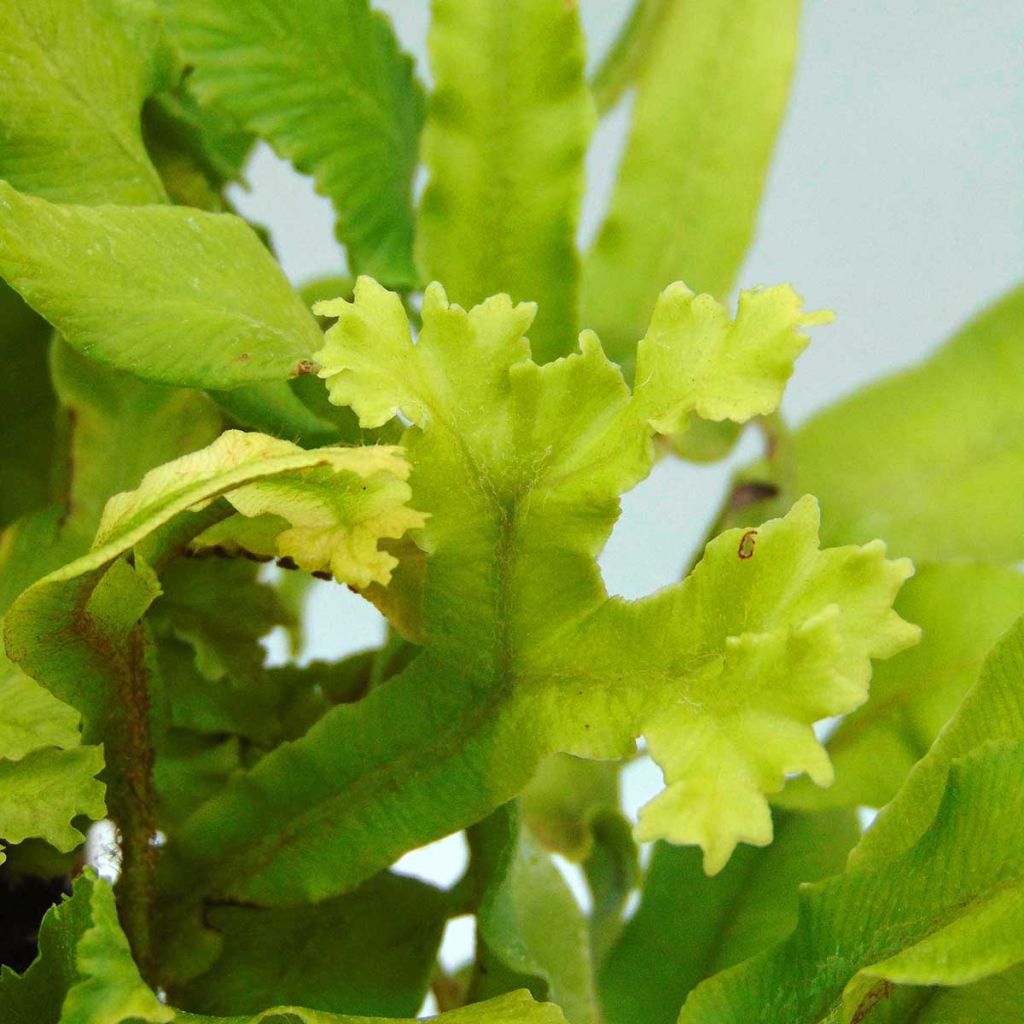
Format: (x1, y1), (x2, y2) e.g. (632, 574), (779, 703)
(235, 1), (1024, 987)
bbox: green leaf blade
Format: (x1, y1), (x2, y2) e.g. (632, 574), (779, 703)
(0, 183), (323, 389)
(581, 0), (800, 368)
(599, 809), (860, 1024)
(778, 562), (1024, 813)
(678, 617), (1024, 1023)
(164, 0), (424, 285)
(0, 745), (105, 859)
(417, 0), (594, 362)
(0, 0), (168, 205)
(175, 873), (448, 1017)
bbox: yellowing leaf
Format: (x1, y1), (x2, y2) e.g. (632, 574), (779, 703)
(417, 0), (593, 361)
(554, 496), (916, 873)
(632, 283), (832, 435)
(163, 279), (907, 903)
(87, 429), (422, 589)
(582, 0), (800, 370)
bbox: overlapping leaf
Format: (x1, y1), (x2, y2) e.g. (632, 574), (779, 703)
(6, 431), (420, 735)
(732, 282), (1024, 563)
(0, 182), (324, 389)
(521, 754), (621, 862)
(466, 806), (598, 1024)
(3, 431), (420, 901)
(599, 810), (860, 1024)
(72, 429), (422, 587)
(51, 341), (223, 547)
(679, 616), (1024, 1023)
(418, 0), (593, 361)
(142, 85), (254, 209)
(162, 0), (424, 285)
(865, 964), (1024, 1023)
(0, 871), (561, 1024)
(148, 558), (318, 751)
(161, 277), (907, 905)
(779, 561), (1024, 812)
(174, 873), (447, 1016)
(582, 0), (799, 370)
(0, 0), (169, 205)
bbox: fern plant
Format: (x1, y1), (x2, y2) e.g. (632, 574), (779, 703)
(1, 1), (1022, 1022)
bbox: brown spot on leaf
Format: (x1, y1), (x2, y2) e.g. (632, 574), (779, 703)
(234, 352), (251, 363)
(294, 359), (318, 376)
(851, 980), (894, 1024)
(737, 529), (758, 560)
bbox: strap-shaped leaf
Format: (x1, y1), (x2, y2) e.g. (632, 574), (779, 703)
(417, 0), (593, 362)
(581, 0), (799, 370)
(0, 0), (168, 205)
(0, 182), (323, 389)
(600, 809), (860, 1024)
(163, 0), (424, 285)
(588, 0), (671, 116)
(162, 279), (905, 904)
(679, 617), (1024, 1023)
(467, 806), (598, 1024)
